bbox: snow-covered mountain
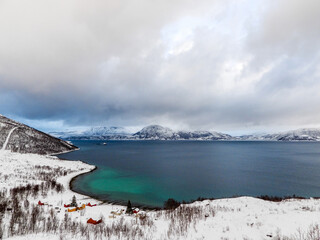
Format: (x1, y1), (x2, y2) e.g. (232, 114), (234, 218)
(50, 123), (320, 142)
(49, 130), (84, 139)
(133, 125), (177, 140)
(60, 124), (231, 140)
(176, 130), (231, 140)
(236, 128), (320, 141)
(132, 125), (232, 140)
(83, 126), (129, 136)
(275, 128), (320, 141)
(52, 126), (133, 140)
(0, 114), (78, 155)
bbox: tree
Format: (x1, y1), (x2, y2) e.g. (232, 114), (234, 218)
(71, 195), (77, 207)
(30, 205), (40, 232)
(126, 200), (133, 214)
(164, 198), (180, 210)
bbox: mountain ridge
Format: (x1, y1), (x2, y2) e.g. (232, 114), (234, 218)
(236, 128), (320, 141)
(51, 124), (320, 142)
(0, 114), (78, 155)
(54, 124), (232, 141)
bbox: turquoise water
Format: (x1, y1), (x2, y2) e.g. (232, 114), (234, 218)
(58, 141), (320, 207)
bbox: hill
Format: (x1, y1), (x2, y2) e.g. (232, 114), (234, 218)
(237, 128), (320, 141)
(58, 124), (232, 141)
(0, 114), (78, 155)
(133, 125), (232, 140)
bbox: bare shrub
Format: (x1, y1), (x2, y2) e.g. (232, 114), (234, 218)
(165, 204), (215, 238)
(274, 224), (320, 240)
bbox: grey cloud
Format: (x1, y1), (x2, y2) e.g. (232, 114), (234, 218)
(0, 0), (320, 132)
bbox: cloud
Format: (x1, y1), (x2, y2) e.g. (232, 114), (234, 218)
(0, 0), (320, 132)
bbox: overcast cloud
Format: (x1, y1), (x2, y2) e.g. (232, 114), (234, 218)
(0, 0), (319, 133)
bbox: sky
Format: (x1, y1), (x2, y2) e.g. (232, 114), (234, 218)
(0, 0), (320, 135)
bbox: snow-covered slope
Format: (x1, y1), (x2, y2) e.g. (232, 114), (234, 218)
(55, 124), (231, 141)
(132, 125), (232, 140)
(83, 126), (129, 136)
(50, 126), (133, 140)
(51, 124), (320, 142)
(133, 125), (177, 140)
(49, 130), (84, 139)
(177, 130), (231, 140)
(0, 114), (78, 155)
(237, 128), (320, 141)
(275, 128), (320, 141)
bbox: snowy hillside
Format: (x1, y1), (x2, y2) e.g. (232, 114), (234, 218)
(133, 125), (232, 140)
(50, 124), (320, 142)
(176, 130), (231, 140)
(49, 130), (84, 139)
(83, 126), (130, 136)
(59, 125), (232, 141)
(237, 128), (320, 141)
(132, 125), (177, 140)
(276, 128), (320, 141)
(50, 126), (133, 140)
(0, 114), (78, 155)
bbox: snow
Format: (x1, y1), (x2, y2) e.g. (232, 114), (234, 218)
(0, 115), (77, 155)
(122, 125), (231, 140)
(50, 124), (232, 141)
(133, 125), (176, 139)
(237, 128), (320, 141)
(52, 123), (320, 142)
(49, 126), (133, 139)
(1, 127), (18, 151)
(1, 150), (320, 239)
(84, 126), (131, 136)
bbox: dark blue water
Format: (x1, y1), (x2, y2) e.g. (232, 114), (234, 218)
(58, 141), (320, 207)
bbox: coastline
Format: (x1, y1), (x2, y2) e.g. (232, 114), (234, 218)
(49, 147), (80, 157)
(68, 165), (98, 191)
(3, 151), (320, 239)
(63, 153), (315, 210)
(57, 141), (319, 210)
(57, 143), (318, 210)
(54, 143), (163, 209)
(67, 163), (162, 210)
(56, 149), (154, 209)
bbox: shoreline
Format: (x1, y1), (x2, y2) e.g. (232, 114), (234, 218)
(3, 151), (320, 239)
(67, 162), (163, 210)
(63, 152), (318, 210)
(55, 143), (164, 209)
(55, 149), (156, 210)
(61, 138), (320, 142)
(49, 147), (80, 157)
(56, 144), (320, 210)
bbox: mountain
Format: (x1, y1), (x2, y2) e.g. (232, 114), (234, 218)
(236, 128), (320, 141)
(133, 125), (176, 140)
(0, 114), (78, 155)
(133, 125), (232, 140)
(59, 124), (231, 141)
(49, 123), (320, 142)
(49, 130), (84, 139)
(83, 126), (130, 136)
(275, 128), (320, 141)
(53, 126), (133, 140)
(176, 130), (231, 140)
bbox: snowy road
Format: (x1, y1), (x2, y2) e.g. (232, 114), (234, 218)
(1, 126), (18, 151)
